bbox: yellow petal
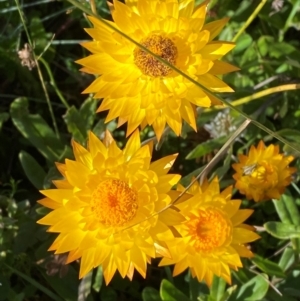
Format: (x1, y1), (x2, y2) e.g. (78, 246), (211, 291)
(201, 42), (236, 60)
(156, 174), (181, 193)
(72, 140), (92, 170)
(37, 198), (61, 209)
(197, 74), (234, 92)
(79, 248), (96, 278)
(150, 154), (178, 176)
(208, 60), (240, 75)
(232, 228), (260, 243)
(40, 189), (73, 204)
(123, 130), (141, 160)
(202, 18), (230, 41)
(231, 209), (253, 226)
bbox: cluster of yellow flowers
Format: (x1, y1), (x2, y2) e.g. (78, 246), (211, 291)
(37, 0), (296, 287)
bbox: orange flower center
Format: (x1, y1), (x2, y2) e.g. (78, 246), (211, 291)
(187, 209), (231, 252)
(91, 179), (138, 227)
(133, 35), (178, 77)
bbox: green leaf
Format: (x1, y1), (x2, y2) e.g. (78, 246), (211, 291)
(100, 287), (118, 301)
(264, 221), (300, 239)
(188, 272), (209, 301)
(64, 97), (97, 145)
(64, 106), (87, 144)
(278, 247), (295, 271)
(0, 275), (10, 301)
(228, 274), (269, 301)
(42, 266), (79, 301)
(10, 97), (65, 162)
(30, 17), (54, 60)
(79, 97), (98, 130)
(36, 208), (49, 221)
(240, 43), (257, 66)
(43, 166), (63, 189)
(257, 36), (274, 56)
(267, 289), (298, 301)
(5, 264), (63, 301)
(18, 151), (46, 189)
(273, 195), (300, 225)
(266, 129), (300, 156)
(284, 288), (300, 298)
(78, 272), (92, 301)
(142, 287), (162, 301)
(269, 42), (296, 58)
(210, 276), (226, 301)
(266, 128), (300, 142)
(13, 218), (39, 253)
(160, 279), (191, 301)
(6, 291), (25, 301)
(251, 255), (286, 278)
(211, 150), (232, 180)
(0, 112), (9, 131)
(92, 267), (103, 293)
(233, 34), (252, 54)
(186, 137), (227, 160)
(180, 166), (205, 187)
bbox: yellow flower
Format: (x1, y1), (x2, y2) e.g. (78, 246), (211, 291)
(37, 130), (183, 284)
(77, 0), (238, 140)
(159, 177), (259, 286)
(232, 141), (296, 202)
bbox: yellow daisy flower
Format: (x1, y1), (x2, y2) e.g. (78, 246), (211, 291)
(232, 141), (296, 202)
(159, 177), (259, 286)
(37, 130), (183, 284)
(77, 0), (238, 140)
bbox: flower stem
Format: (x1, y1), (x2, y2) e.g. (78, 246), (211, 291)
(206, 83), (300, 111)
(39, 57), (70, 109)
(14, 0), (59, 139)
(232, 0), (267, 42)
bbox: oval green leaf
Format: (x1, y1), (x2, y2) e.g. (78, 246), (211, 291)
(142, 287), (161, 301)
(19, 151), (46, 189)
(229, 274), (269, 301)
(264, 221), (300, 239)
(252, 255), (286, 278)
(160, 279), (191, 301)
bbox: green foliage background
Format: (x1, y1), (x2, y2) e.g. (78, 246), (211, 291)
(1, 0), (300, 300)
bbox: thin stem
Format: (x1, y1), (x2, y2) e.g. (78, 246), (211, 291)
(14, 0), (60, 138)
(249, 269), (283, 297)
(232, 0), (267, 42)
(35, 63), (60, 138)
(14, 0), (32, 45)
(39, 57), (70, 109)
(175, 119), (251, 198)
(207, 83), (300, 110)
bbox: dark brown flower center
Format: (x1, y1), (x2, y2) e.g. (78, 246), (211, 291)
(134, 35), (177, 77)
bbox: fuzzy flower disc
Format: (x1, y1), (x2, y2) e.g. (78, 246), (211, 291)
(37, 131), (182, 284)
(91, 179), (138, 226)
(77, 0), (238, 140)
(232, 141), (296, 202)
(159, 177), (260, 286)
(187, 208), (231, 252)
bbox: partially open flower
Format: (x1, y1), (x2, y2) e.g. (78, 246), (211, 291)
(159, 177), (259, 286)
(232, 141), (296, 202)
